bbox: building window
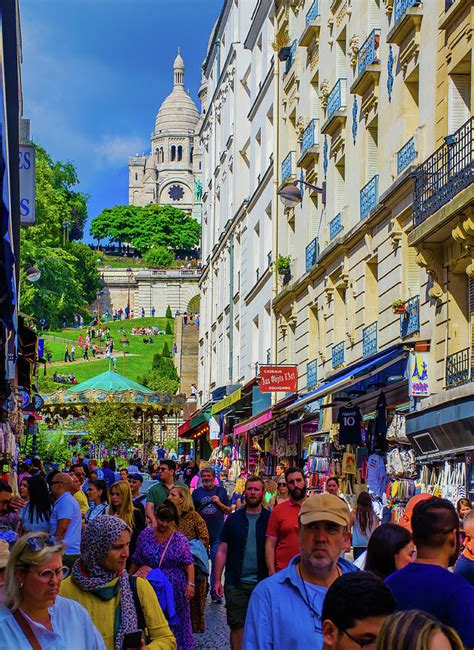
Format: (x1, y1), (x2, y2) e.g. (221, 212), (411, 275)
(177, 145), (183, 161)
(190, 146), (194, 163)
(160, 147), (164, 163)
(171, 145), (176, 161)
(134, 173), (138, 181)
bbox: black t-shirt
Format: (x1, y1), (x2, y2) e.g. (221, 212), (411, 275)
(183, 465), (199, 486)
(337, 405), (363, 445)
(192, 486), (231, 539)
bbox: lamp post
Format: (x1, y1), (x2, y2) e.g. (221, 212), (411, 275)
(96, 289), (104, 351)
(278, 179), (326, 208)
(126, 267), (133, 319)
(62, 220), (71, 247)
(120, 336), (129, 375)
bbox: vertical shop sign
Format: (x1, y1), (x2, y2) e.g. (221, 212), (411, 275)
(409, 352), (430, 397)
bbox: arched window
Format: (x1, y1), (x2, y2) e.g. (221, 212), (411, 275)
(160, 147), (164, 163)
(171, 145), (176, 161)
(177, 145), (183, 161)
(190, 146), (194, 163)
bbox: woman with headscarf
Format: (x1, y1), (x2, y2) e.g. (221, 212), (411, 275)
(60, 515), (176, 650)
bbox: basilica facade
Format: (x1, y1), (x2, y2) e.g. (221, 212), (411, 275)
(128, 49), (203, 220)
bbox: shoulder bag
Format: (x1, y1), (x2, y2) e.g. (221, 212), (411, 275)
(13, 609), (42, 650)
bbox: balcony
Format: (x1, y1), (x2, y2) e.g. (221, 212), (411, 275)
(446, 347), (472, 388)
(285, 40), (297, 75)
(360, 175), (379, 220)
(351, 30), (381, 98)
(363, 322), (378, 358)
(298, 119), (319, 169)
(400, 295), (420, 338)
(388, 0), (423, 50)
(281, 151), (295, 184)
(329, 213), (343, 240)
(332, 342), (345, 368)
(321, 79), (347, 136)
(397, 136), (417, 174)
(307, 358), (318, 390)
(306, 237), (319, 273)
(413, 117), (473, 228)
(300, 1), (321, 47)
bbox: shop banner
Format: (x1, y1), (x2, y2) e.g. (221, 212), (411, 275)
(259, 365), (298, 393)
(209, 416), (220, 440)
(409, 352), (430, 397)
(211, 388), (242, 415)
(233, 409), (273, 436)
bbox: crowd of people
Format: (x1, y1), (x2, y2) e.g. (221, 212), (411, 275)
(0, 452), (473, 650)
(52, 372), (77, 385)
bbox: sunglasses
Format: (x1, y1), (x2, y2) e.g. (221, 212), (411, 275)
(277, 483), (287, 487)
(25, 534), (60, 552)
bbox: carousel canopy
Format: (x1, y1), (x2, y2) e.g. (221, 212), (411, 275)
(66, 370), (153, 394)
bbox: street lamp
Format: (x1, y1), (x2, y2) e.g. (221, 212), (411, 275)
(120, 336), (129, 375)
(278, 179), (326, 208)
(62, 220), (71, 246)
(126, 267), (133, 319)
(26, 267), (41, 282)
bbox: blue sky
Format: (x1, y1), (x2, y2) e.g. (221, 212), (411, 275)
(20, 0), (221, 242)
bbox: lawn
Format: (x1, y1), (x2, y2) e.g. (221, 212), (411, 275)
(38, 317), (174, 393)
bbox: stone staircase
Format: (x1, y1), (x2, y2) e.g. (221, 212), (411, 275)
(174, 316), (199, 397)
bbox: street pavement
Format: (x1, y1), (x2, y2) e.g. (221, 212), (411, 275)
(193, 595), (230, 650)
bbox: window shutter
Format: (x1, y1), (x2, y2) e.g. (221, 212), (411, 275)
(405, 246), (420, 297)
(368, 0), (380, 30)
(367, 123), (378, 179)
(335, 164), (345, 214)
(448, 74), (470, 134)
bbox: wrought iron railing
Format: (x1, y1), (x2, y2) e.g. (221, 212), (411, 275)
(397, 136), (417, 174)
(332, 342), (345, 368)
(400, 295), (420, 338)
(446, 347), (471, 388)
(394, 0), (421, 24)
(302, 119), (318, 154)
(360, 175), (379, 219)
(413, 117), (473, 227)
(307, 359), (318, 390)
(363, 321), (378, 358)
(306, 238), (319, 272)
(329, 213), (343, 240)
(445, 0), (455, 10)
(281, 151), (295, 182)
(267, 251), (272, 267)
(357, 30), (381, 77)
(306, 0), (320, 25)
(285, 40), (297, 74)
(327, 79), (347, 120)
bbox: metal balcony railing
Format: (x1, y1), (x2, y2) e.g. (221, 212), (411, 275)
(400, 295), (420, 338)
(397, 136), (417, 174)
(445, 0), (455, 10)
(332, 342), (345, 368)
(360, 175), (379, 219)
(285, 40), (297, 74)
(363, 321), (378, 358)
(329, 213), (343, 240)
(394, 0), (421, 24)
(281, 151), (295, 182)
(327, 79), (347, 120)
(357, 30), (381, 77)
(306, 238), (319, 272)
(302, 119), (318, 154)
(307, 359), (318, 390)
(413, 117), (473, 227)
(446, 347), (471, 387)
(306, 0), (319, 25)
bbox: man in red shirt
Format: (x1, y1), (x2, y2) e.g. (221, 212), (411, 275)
(265, 466), (306, 574)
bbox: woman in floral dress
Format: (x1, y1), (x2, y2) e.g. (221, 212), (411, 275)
(131, 502), (195, 650)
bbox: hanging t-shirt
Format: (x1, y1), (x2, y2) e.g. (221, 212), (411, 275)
(337, 405), (363, 445)
(367, 453), (388, 498)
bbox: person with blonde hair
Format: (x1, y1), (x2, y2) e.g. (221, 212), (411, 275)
(375, 610), (464, 650)
(107, 480), (145, 564)
(0, 531), (104, 648)
(168, 485), (209, 633)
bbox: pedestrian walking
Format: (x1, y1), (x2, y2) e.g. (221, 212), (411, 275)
(64, 345), (70, 363)
(0, 532), (105, 648)
(265, 466), (307, 574)
(454, 508), (474, 584)
(70, 471), (89, 522)
(107, 480), (145, 566)
(192, 466), (232, 603)
(268, 476), (289, 509)
(385, 496), (474, 647)
(146, 460), (185, 526)
(375, 610), (464, 650)
(243, 494), (356, 649)
(183, 311), (188, 325)
(85, 480), (109, 525)
(83, 345), (89, 360)
(141, 307), (145, 318)
(321, 572), (397, 649)
(60, 515), (175, 650)
(151, 306), (156, 317)
(214, 476), (270, 650)
(364, 522), (415, 578)
(71, 344), (75, 361)
(49, 473), (82, 569)
(18, 475), (52, 534)
(131, 502), (194, 650)
(128, 473), (146, 516)
(349, 491), (379, 560)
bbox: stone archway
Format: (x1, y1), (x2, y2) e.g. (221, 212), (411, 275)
(187, 294), (200, 313)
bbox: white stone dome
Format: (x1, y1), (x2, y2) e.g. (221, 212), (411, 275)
(154, 48), (199, 134)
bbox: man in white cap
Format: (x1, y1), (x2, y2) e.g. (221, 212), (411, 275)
(0, 540), (9, 603)
(243, 493), (357, 649)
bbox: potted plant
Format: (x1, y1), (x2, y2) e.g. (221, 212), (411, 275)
(392, 299), (407, 314)
(275, 255), (291, 275)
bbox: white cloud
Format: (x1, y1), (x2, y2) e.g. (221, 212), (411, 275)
(94, 135), (149, 168)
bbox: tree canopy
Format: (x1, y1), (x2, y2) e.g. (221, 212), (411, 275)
(90, 204), (201, 255)
(20, 145), (100, 328)
(143, 245), (174, 269)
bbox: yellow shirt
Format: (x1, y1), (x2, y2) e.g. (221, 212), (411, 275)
(60, 575), (176, 650)
(74, 490), (89, 518)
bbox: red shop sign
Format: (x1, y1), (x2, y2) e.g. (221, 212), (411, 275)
(259, 365), (298, 393)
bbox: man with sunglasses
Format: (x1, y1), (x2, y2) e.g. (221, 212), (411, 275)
(145, 459), (185, 526)
(49, 473), (82, 569)
(321, 572), (396, 649)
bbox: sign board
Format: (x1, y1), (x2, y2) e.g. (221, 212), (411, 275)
(18, 388), (30, 409)
(409, 352), (430, 397)
(209, 416), (220, 440)
(19, 144), (36, 225)
(259, 365), (298, 393)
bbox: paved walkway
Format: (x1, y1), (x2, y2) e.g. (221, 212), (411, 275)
(193, 595), (230, 650)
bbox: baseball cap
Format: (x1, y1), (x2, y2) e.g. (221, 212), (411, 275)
(129, 473), (143, 483)
(0, 540), (10, 568)
(299, 493), (350, 527)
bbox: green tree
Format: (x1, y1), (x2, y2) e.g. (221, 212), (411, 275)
(143, 246), (174, 269)
(161, 341), (171, 358)
(165, 320), (172, 335)
(165, 305), (173, 319)
(138, 351), (179, 394)
(87, 401), (135, 449)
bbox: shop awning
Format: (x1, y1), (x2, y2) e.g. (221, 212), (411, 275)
(233, 407), (273, 436)
(190, 406), (212, 429)
(287, 347), (406, 412)
(211, 388), (242, 415)
(178, 419), (191, 438)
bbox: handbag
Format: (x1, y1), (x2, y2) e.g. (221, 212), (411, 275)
(12, 610), (42, 650)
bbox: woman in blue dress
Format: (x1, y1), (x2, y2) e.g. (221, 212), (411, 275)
(19, 475), (52, 534)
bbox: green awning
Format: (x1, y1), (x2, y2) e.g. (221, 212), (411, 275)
(190, 406), (212, 429)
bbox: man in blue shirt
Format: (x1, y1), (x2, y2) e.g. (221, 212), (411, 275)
(455, 508), (474, 585)
(386, 497), (474, 647)
(49, 473), (82, 568)
(243, 493), (357, 649)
